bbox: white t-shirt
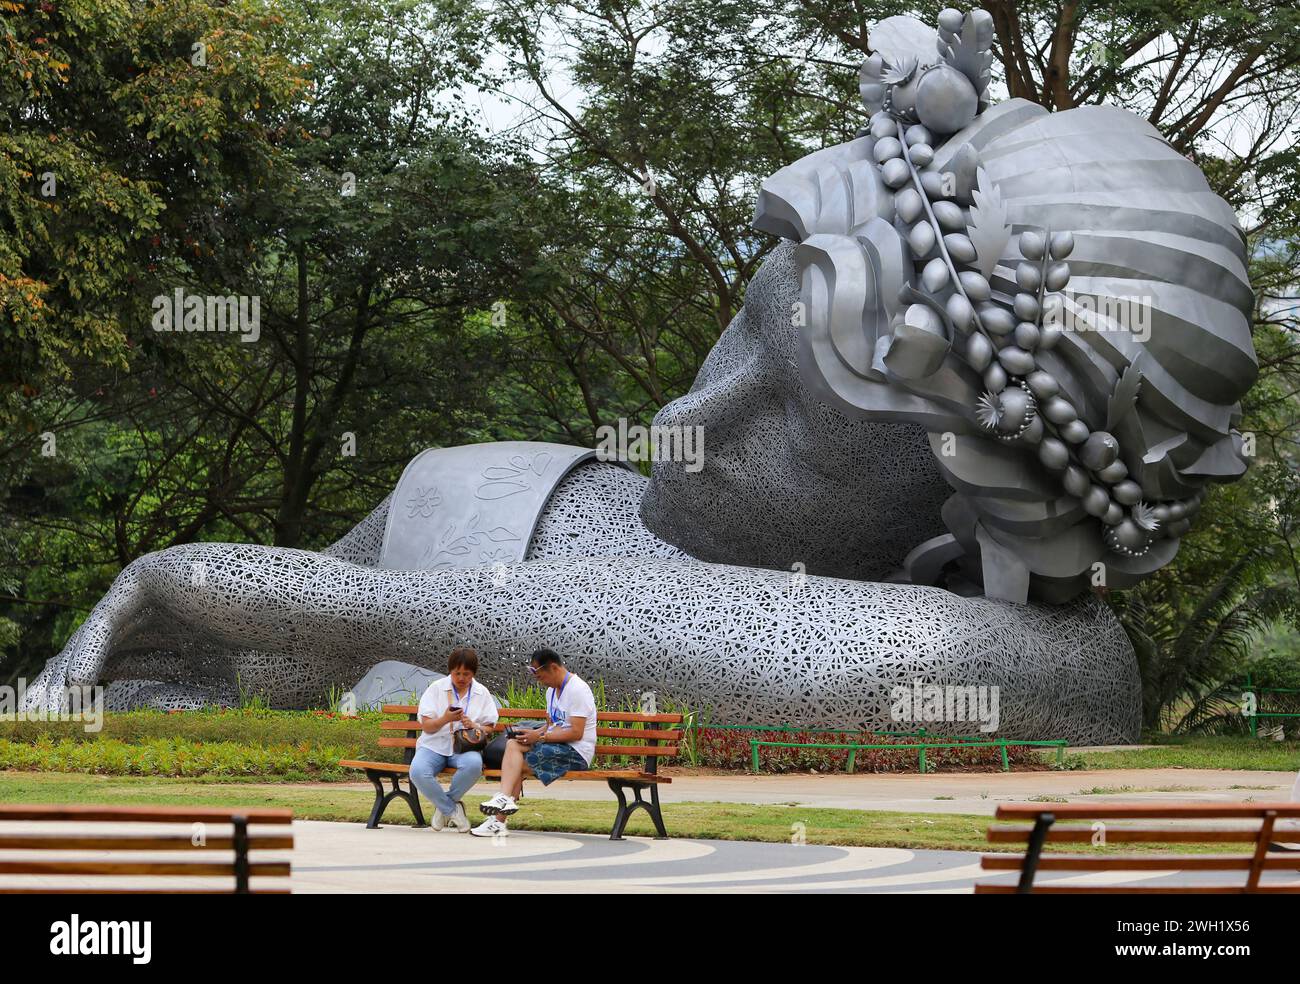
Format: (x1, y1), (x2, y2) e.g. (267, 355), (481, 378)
(416, 677), (498, 756)
(546, 672), (598, 765)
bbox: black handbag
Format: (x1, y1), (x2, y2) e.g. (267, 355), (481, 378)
(453, 726), (490, 755)
(481, 733), (510, 769)
(482, 722), (543, 767)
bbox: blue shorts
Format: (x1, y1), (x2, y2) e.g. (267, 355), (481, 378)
(524, 742), (590, 785)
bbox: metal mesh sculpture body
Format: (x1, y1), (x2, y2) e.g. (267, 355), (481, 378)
(21, 9), (1257, 744)
(23, 457), (1136, 741)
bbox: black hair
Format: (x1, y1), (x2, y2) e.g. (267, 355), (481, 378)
(530, 647), (563, 668)
(448, 646), (479, 673)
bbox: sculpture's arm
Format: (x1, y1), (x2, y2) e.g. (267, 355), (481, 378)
(322, 494), (390, 566)
(24, 540), (1137, 741)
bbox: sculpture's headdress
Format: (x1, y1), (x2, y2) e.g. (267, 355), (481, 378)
(753, 9), (1257, 603)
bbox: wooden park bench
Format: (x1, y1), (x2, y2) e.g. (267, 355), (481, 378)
(0, 804), (294, 894)
(976, 801), (1300, 894)
(341, 705), (683, 839)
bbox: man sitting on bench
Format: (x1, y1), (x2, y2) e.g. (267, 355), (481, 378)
(472, 648), (596, 838)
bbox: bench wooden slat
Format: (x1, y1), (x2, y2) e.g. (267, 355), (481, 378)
(0, 834), (294, 851)
(0, 861), (291, 877)
(476, 770), (664, 782)
(0, 888), (292, 895)
(0, 805), (294, 824)
(986, 825), (1264, 844)
(380, 704), (683, 723)
(980, 854), (1300, 872)
(504, 710), (683, 723)
(975, 884), (1300, 895)
(994, 802), (1300, 820)
(375, 736), (678, 755)
(339, 759), (670, 783)
(379, 720), (685, 740)
(339, 759), (410, 773)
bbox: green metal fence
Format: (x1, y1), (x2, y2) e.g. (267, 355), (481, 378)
(682, 721), (1069, 774)
(1241, 673), (1300, 738)
(745, 735), (1069, 774)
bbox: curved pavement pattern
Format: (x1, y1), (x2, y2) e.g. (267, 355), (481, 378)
(287, 822), (1300, 894)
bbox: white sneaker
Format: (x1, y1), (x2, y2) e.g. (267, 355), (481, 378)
(479, 793), (518, 816)
(450, 802), (471, 833)
(430, 808), (447, 831)
(470, 816), (508, 838)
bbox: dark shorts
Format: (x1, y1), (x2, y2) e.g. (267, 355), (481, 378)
(524, 742), (589, 785)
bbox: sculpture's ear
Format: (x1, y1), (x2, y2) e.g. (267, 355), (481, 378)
(795, 222), (985, 436)
(752, 138), (893, 241)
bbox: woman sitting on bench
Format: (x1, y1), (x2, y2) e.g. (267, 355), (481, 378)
(409, 647), (499, 833)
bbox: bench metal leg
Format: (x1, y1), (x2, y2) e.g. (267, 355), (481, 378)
(1017, 813), (1055, 894)
(607, 779), (668, 841)
(364, 771), (427, 829)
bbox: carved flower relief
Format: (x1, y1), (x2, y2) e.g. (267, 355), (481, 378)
(405, 485), (443, 518)
(425, 512), (522, 569)
(476, 450), (554, 500)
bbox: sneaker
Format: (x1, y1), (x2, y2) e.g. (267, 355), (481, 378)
(470, 815), (508, 838)
(478, 793), (518, 816)
(430, 808), (447, 831)
(449, 802), (471, 833)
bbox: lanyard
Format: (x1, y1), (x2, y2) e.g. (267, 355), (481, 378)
(547, 673), (571, 724)
(450, 682), (471, 730)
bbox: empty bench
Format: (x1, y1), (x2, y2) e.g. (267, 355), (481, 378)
(341, 705), (683, 839)
(976, 801), (1300, 894)
(0, 804), (294, 894)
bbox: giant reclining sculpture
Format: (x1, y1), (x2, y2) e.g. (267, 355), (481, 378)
(24, 10), (1256, 743)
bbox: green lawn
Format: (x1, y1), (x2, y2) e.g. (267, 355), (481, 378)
(0, 770), (1003, 850)
(1056, 735), (1300, 771)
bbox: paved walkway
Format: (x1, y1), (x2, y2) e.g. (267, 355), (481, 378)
(284, 821), (1300, 893)
(326, 767), (1296, 815)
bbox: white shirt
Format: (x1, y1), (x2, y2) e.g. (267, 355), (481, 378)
(546, 672), (598, 765)
(416, 677), (498, 756)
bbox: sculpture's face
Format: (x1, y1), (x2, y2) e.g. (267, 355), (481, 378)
(640, 240), (952, 582)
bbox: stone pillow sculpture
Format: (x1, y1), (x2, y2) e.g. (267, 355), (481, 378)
(22, 10), (1256, 743)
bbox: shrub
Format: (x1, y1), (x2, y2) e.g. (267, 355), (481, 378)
(695, 727), (1045, 773)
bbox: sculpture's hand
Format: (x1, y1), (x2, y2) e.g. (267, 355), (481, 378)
(25, 495), (395, 713)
